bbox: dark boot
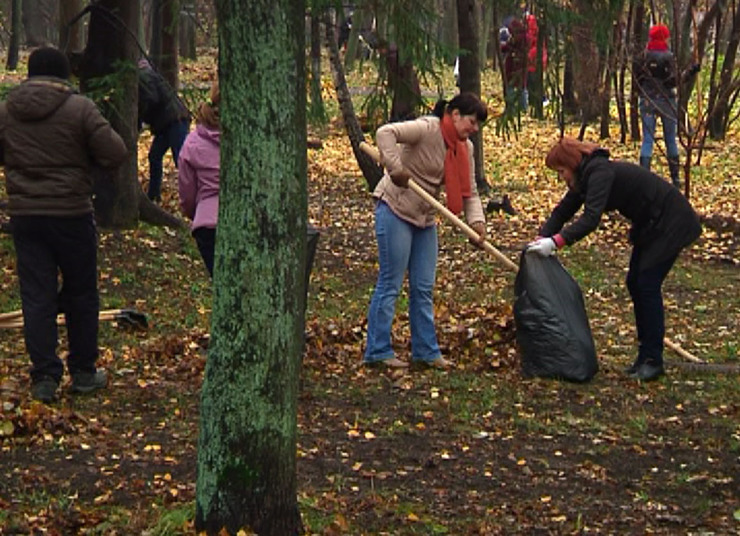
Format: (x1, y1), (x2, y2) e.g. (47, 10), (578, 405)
(639, 156), (651, 171)
(668, 157), (681, 189)
(632, 360), (665, 382)
(624, 356), (644, 376)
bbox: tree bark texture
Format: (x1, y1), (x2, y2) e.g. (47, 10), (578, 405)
(149, 0), (163, 62)
(22, 0), (54, 46)
(159, 0), (180, 88)
(7, 0), (22, 70)
(629, 0), (643, 142)
(308, 10), (327, 125)
(571, 9), (602, 123)
(195, 0), (306, 534)
(81, 0), (142, 229)
(179, 0), (197, 60)
(708, 2), (740, 139)
(58, 0), (84, 52)
(456, 0), (486, 191)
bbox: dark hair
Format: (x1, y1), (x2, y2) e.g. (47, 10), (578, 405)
(28, 47), (71, 80)
(432, 92), (488, 122)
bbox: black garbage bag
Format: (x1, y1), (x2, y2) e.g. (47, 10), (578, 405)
(513, 251), (598, 382)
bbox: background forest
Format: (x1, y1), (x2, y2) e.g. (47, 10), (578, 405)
(0, 0), (738, 535)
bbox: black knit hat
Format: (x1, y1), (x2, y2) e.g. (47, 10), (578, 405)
(28, 47), (71, 80)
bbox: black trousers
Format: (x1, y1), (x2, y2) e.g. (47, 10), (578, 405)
(626, 249), (678, 366)
(192, 226), (216, 278)
(11, 215), (99, 383)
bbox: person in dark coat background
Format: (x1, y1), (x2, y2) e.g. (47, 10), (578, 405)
(635, 24), (699, 188)
(527, 137), (702, 381)
(501, 15), (528, 111)
(138, 59), (191, 202)
(0, 47), (128, 402)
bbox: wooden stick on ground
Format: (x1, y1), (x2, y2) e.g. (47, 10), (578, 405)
(358, 141), (705, 364)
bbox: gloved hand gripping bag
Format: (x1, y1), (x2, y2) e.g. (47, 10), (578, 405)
(513, 251), (599, 382)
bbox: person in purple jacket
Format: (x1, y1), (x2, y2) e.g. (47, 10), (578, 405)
(178, 80), (220, 277)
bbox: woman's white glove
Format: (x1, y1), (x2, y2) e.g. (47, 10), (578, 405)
(527, 237), (558, 257)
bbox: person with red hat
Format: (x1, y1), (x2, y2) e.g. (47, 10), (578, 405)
(635, 24), (698, 189)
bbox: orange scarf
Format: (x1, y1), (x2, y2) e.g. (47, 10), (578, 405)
(440, 114), (471, 214)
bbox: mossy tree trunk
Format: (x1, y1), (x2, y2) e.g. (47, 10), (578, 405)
(195, 0), (306, 534)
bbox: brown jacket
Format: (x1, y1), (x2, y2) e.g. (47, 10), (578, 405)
(374, 116), (485, 228)
(0, 77), (127, 217)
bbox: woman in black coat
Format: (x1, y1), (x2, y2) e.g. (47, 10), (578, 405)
(527, 137), (702, 381)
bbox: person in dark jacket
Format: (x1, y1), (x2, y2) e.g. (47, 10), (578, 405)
(635, 24), (698, 188)
(138, 59), (191, 202)
(527, 137), (701, 381)
(0, 47), (128, 402)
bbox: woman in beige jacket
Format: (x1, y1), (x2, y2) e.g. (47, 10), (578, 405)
(364, 93), (488, 369)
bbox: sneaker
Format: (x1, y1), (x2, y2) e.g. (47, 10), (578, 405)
(31, 376), (59, 403)
(70, 370), (108, 394)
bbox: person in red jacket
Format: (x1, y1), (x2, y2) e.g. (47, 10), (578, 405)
(501, 16), (528, 111)
(525, 13), (548, 106)
(0, 47), (128, 402)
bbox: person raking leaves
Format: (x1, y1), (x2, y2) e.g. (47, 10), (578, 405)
(527, 137), (701, 381)
(363, 92), (488, 370)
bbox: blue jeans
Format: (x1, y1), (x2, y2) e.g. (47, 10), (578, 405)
(640, 97), (678, 159)
(147, 118), (190, 199)
(364, 202), (441, 363)
(626, 249), (678, 366)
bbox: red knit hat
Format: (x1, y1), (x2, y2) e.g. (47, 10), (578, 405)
(647, 24), (670, 51)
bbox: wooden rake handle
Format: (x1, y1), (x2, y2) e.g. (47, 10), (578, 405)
(0, 308), (148, 331)
(358, 141), (704, 364)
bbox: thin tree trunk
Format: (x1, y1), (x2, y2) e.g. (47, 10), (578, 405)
(179, 0), (196, 60)
(709, 2), (740, 139)
(629, 0), (644, 141)
(150, 0), (163, 63)
(563, 50), (577, 115)
(22, 0), (52, 47)
(81, 0), (181, 229)
(325, 10), (383, 191)
(59, 0), (84, 52)
(160, 0), (179, 88)
(457, 0), (487, 193)
(7, 0), (22, 70)
(308, 10), (327, 126)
